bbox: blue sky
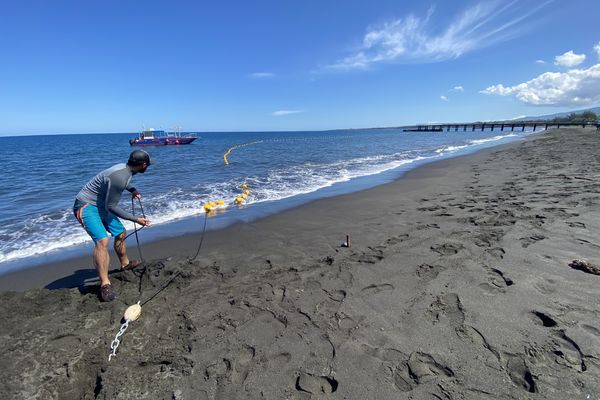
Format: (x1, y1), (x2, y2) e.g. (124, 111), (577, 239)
(1, 0), (599, 135)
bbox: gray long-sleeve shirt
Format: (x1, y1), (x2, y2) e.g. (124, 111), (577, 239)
(74, 163), (138, 222)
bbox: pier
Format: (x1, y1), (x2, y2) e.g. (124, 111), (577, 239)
(403, 121), (597, 132)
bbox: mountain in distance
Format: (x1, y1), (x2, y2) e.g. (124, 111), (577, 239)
(513, 106), (600, 121)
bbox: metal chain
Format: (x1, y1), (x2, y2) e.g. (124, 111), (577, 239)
(108, 320), (130, 361)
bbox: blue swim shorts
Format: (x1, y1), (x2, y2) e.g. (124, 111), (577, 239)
(74, 203), (125, 242)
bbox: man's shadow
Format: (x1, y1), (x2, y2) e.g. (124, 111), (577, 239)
(44, 268), (123, 294)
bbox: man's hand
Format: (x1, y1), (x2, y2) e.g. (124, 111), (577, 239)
(132, 191), (142, 200)
(136, 217), (151, 227)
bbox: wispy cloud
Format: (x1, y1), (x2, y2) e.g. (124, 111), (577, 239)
(535, 59), (546, 64)
(480, 64), (600, 106)
(594, 41), (600, 60)
(272, 110), (305, 117)
(452, 86), (464, 92)
(440, 95), (448, 101)
(325, 1), (551, 70)
(249, 72), (276, 79)
(554, 50), (585, 67)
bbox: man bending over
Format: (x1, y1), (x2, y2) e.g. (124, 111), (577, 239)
(74, 150), (152, 302)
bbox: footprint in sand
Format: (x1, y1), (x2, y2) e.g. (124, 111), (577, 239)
(362, 344), (405, 363)
(361, 283), (394, 296)
(415, 263), (445, 282)
(417, 205), (447, 212)
(415, 223), (440, 230)
(449, 202), (474, 210)
(385, 234), (409, 246)
(204, 358), (232, 381)
(232, 345), (256, 384)
(478, 267), (514, 295)
(323, 288), (347, 302)
(533, 278), (557, 295)
(265, 352), (291, 370)
(295, 372), (338, 394)
(531, 311), (558, 327)
(519, 234), (546, 248)
(542, 207), (579, 219)
(392, 352), (454, 392)
(456, 325), (501, 365)
(428, 293), (465, 328)
(551, 332), (587, 372)
(430, 243), (463, 256)
(575, 238), (600, 250)
(504, 332), (587, 395)
(506, 355), (537, 393)
(485, 247), (506, 260)
(336, 313), (357, 330)
(351, 247), (384, 264)
(581, 324), (600, 337)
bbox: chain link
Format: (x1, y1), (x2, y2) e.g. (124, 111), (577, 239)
(108, 320), (130, 361)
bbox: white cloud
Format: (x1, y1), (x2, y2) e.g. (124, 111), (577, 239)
(272, 110), (305, 117)
(480, 64), (600, 106)
(594, 41), (600, 60)
(440, 95), (448, 101)
(554, 50), (586, 67)
(249, 72), (275, 79)
(325, 1), (551, 70)
(452, 86), (464, 92)
(535, 59), (546, 64)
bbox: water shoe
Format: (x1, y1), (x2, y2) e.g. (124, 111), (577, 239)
(100, 284), (116, 302)
(121, 260), (141, 271)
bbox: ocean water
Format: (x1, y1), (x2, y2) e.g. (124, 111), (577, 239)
(0, 127), (538, 274)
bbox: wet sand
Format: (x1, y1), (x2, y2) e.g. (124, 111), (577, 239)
(1, 127), (600, 399)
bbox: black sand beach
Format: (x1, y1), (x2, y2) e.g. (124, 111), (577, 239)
(2, 127), (600, 399)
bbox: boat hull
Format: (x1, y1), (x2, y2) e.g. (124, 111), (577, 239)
(165, 137), (196, 145)
(129, 131), (198, 146)
(129, 138), (166, 146)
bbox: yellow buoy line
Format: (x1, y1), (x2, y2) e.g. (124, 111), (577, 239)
(108, 183), (252, 361)
(222, 134), (363, 165)
(223, 141), (263, 165)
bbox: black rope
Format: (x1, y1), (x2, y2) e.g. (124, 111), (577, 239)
(190, 212), (209, 261)
(123, 225), (144, 240)
(124, 197), (147, 241)
(140, 269), (180, 306)
(128, 197), (145, 263)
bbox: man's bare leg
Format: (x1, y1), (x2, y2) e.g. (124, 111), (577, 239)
(114, 231), (130, 268)
(94, 238), (111, 286)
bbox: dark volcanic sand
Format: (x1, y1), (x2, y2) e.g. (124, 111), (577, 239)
(1, 127), (600, 399)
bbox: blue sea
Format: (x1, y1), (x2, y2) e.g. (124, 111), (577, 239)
(0, 127), (539, 274)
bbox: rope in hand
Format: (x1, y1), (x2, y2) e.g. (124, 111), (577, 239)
(125, 197), (146, 263)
